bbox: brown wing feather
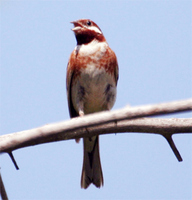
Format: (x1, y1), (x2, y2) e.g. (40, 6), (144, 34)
(66, 59), (79, 118)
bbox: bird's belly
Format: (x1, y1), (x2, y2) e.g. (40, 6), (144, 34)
(83, 80), (108, 113)
(72, 65), (116, 114)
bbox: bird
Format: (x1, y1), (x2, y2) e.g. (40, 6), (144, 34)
(66, 19), (119, 189)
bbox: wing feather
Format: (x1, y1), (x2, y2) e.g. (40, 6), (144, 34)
(66, 60), (79, 118)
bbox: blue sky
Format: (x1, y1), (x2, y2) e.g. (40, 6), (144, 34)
(0, 1), (192, 199)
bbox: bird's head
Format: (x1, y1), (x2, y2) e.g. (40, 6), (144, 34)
(71, 19), (106, 45)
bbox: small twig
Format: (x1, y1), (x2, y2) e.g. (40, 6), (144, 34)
(8, 152), (19, 170)
(0, 172), (8, 200)
(164, 135), (183, 162)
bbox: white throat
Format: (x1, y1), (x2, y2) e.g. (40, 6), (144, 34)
(76, 40), (108, 56)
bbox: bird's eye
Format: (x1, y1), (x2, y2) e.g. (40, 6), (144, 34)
(87, 21), (91, 26)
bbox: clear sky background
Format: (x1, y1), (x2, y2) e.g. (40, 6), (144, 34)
(0, 1), (192, 199)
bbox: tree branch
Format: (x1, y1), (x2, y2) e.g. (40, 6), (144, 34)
(0, 99), (191, 164)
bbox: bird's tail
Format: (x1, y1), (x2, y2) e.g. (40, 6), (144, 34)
(81, 136), (103, 189)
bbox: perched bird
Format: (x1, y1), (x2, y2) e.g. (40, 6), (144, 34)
(66, 19), (118, 189)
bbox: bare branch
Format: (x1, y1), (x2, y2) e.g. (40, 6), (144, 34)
(0, 99), (191, 155)
(86, 118), (191, 162)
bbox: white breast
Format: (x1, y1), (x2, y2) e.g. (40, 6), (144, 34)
(72, 40), (117, 114)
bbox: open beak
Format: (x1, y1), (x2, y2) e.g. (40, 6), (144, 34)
(71, 21), (83, 32)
